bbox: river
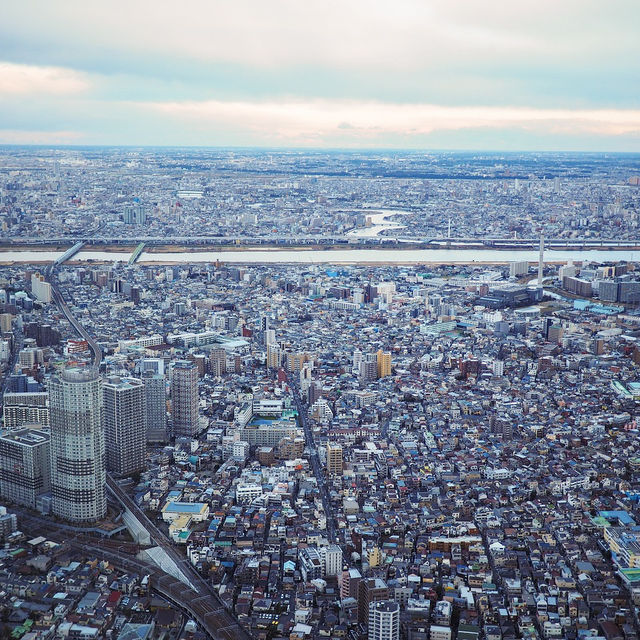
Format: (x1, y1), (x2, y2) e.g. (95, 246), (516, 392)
(346, 210), (412, 238)
(1, 247), (639, 265)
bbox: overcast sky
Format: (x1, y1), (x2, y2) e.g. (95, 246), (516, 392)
(1, 0), (639, 150)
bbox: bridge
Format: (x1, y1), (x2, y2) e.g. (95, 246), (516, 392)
(128, 242), (146, 265)
(54, 241), (85, 265)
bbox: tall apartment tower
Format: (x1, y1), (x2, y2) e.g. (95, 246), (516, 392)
(358, 578), (389, 625)
(171, 360), (199, 437)
(360, 353), (378, 382)
(368, 601), (400, 640)
(49, 368), (106, 523)
(142, 371), (167, 442)
(104, 376), (145, 477)
(209, 348), (227, 377)
(0, 428), (51, 508)
(327, 443), (343, 476)
(123, 203), (146, 225)
(376, 350), (391, 378)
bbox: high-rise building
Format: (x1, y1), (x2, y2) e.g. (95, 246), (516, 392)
(138, 357), (165, 376)
(360, 353), (378, 382)
(0, 428), (50, 508)
(267, 342), (285, 369)
(31, 272), (51, 303)
(123, 203), (146, 225)
(209, 347), (227, 377)
(358, 578), (389, 625)
(322, 544), (343, 577)
(142, 371), (167, 442)
(368, 601), (400, 640)
(509, 260), (529, 278)
(376, 350), (391, 378)
(104, 376), (145, 477)
(0, 313), (12, 333)
(171, 360), (199, 437)
(327, 443), (343, 476)
(49, 368), (106, 523)
(353, 348), (363, 374)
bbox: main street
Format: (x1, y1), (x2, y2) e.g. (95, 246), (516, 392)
(289, 379), (338, 543)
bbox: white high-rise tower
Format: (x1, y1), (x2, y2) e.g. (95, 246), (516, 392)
(49, 368), (106, 523)
(368, 601), (399, 640)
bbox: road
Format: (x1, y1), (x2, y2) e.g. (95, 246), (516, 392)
(14, 508), (243, 640)
(288, 379), (338, 543)
(6, 235), (640, 250)
(39, 266), (251, 640)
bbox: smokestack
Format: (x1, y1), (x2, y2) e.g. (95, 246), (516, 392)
(538, 236), (544, 290)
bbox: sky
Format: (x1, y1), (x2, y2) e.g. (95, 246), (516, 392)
(0, 0), (639, 151)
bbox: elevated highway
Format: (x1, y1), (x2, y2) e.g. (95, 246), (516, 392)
(38, 268), (251, 640)
(6, 234), (640, 251)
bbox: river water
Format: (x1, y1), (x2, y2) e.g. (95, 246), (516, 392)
(346, 210), (411, 238)
(1, 248), (639, 265)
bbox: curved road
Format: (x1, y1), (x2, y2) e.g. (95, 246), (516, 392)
(43, 268), (250, 640)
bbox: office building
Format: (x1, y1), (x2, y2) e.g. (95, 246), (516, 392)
(104, 376), (145, 477)
(368, 601), (399, 640)
(0, 428), (51, 508)
(171, 360), (199, 437)
(142, 371), (167, 442)
(49, 368), (106, 523)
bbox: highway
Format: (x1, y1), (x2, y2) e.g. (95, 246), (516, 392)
(6, 234), (640, 250)
(14, 508), (244, 640)
(39, 266), (251, 640)
(49, 277), (103, 368)
(289, 379), (338, 543)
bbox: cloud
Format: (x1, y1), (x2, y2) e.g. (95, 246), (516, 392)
(0, 61), (89, 95)
(144, 99), (640, 143)
(0, 129), (84, 144)
(1, 1), (639, 80)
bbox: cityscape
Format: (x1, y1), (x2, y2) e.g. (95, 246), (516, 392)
(2, 1), (640, 640)
(1, 147), (640, 640)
